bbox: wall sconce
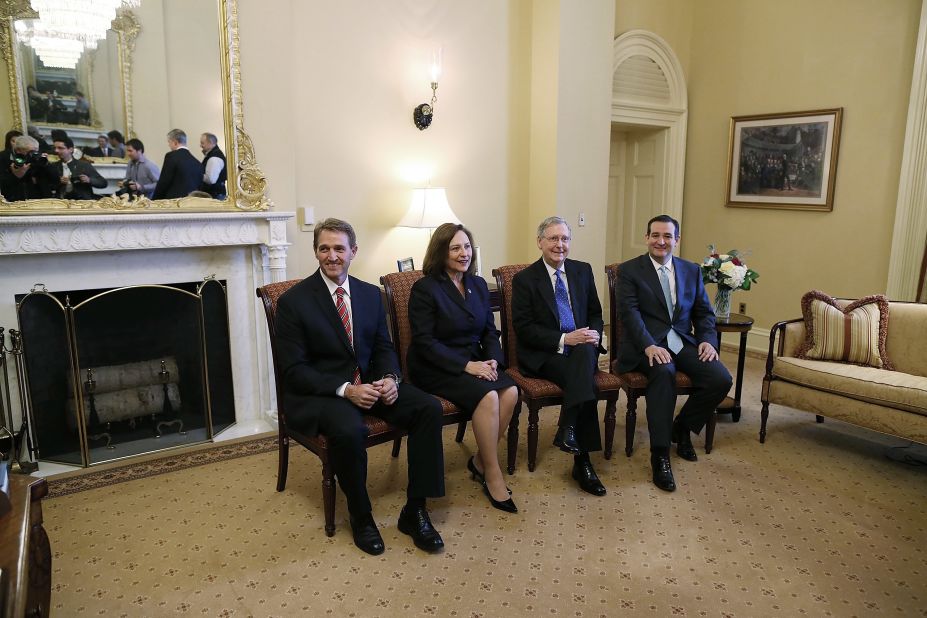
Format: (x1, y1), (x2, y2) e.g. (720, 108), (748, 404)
(413, 49), (442, 130)
(397, 187), (460, 231)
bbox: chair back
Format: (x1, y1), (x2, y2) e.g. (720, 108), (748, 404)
(492, 264), (530, 370)
(605, 263), (621, 370)
(256, 279), (303, 432)
(380, 270), (424, 381)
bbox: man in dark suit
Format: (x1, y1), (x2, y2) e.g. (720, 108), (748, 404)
(84, 134), (113, 158)
(52, 137), (107, 200)
(512, 216), (608, 496)
(275, 218), (446, 556)
(617, 214), (732, 492)
(152, 129), (202, 200)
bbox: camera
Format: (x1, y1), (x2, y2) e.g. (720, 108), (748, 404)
(11, 151), (46, 168)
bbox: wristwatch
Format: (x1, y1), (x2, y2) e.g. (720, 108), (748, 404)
(383, 373), (401, 385)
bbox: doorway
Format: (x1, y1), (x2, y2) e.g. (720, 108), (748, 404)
(606, 124), (669, 267)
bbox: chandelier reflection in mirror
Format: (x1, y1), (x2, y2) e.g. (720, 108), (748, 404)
(14, 0), (141, 69)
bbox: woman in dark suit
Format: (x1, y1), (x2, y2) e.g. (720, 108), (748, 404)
(408, 223), (519, 513)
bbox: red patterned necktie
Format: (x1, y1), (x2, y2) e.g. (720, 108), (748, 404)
(335, 287), (362, 385)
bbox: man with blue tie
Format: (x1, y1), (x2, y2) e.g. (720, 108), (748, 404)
(512, 216), (608, 496)
(616, 214), (732, 492)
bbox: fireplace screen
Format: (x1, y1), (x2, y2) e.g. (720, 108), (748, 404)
(15, 279), (235, 467)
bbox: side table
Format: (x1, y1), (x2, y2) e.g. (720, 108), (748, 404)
(714, 313), (754, 422)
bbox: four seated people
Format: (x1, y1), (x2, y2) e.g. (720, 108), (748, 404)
(276, 215), (730, 554)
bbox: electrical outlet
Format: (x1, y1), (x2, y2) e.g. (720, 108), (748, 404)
(738, 302), (747, 314)
(578, 212), (586, 227)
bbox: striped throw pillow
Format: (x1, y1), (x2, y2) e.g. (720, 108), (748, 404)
(795, 291), (893, 369)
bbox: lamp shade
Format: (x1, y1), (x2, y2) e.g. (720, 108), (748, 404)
(397, 187), (461, 228)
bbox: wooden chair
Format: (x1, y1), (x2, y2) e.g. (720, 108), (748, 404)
(604, 263), (717, 456)
(492, 264), (621, 471)
(256, 279), (405, 537)
(379, 270), (473, 453)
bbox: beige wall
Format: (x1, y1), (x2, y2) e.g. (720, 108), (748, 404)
(613, 0), (921, 343)
(259, 0), (535, 283)
(683, 0), (921, 336)
(133, 0), (222, 166)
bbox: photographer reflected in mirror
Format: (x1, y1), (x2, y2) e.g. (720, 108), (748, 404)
(0, 130), (23, 171)
(52, 137), (107, 200)
(116, 138), (160, 199)
(199, 132), (226, 199)
(0, 135), (54, 201)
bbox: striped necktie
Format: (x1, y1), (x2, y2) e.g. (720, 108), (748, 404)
(658, 266), (683, 354)
(335, 287), (361, 385)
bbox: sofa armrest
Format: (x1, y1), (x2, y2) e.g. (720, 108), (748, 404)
(765, 318), (804, 380)
(780, 320), (806, 357)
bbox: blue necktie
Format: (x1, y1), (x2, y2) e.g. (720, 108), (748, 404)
(658, 265), (683, 354)
(554, 270), (575, 356)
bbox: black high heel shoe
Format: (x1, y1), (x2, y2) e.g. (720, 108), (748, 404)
(483, 481), (518, 514)
(467, 456), (485, 484)
(468, 456), (512, 495)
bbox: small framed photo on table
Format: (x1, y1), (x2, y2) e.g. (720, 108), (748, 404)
(397, 257), (415, 272)
(726, 108), (842, 212)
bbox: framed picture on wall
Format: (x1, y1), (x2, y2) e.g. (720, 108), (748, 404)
(397, 257), (415, 272)
(725, 108), (843, 211)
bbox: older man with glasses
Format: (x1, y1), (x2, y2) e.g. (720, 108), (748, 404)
(511, 216), (609, 496)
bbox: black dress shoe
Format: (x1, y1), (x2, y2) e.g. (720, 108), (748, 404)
(651, 453), (676, 492)
(571, 459), (607, 496)
(349, 513), (385, 555)
(397, 505), (445, 553)
(553, 426), (581, 455)
(483, 482), (518, 513)
(671, 419), (698, 462)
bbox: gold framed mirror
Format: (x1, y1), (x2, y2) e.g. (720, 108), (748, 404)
(0, 0), (269, 214)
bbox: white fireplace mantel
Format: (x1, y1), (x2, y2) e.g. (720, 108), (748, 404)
(0, 212), (294, 282)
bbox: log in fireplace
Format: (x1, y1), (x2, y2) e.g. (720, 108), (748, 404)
(15, 278), (235, 466)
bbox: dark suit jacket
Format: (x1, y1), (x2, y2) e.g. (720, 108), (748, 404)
(152, 148), (201, 200)
(407, 273), (505, 384)
(511, 258), (605, 376)
(615, 254), (716, 373)
(52, 159), (107, 199)
(274, 270), (402, 436)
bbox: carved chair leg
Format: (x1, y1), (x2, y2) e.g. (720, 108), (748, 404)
(321, 459), (336, 537)
(455, 421), (467, 443)
(527, 404), (540, 472)
(705, 410), (717, 454)
(625, 393), (638, 457)
(507, 398), (522, 474)
(391, 437), (402, 458)
(604, 395), (617, 460)
(276, 434), (289, 492)
(760, 401), (769, 443)
(815, 415), (824, 423)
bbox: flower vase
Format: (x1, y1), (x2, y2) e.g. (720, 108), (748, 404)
(714, 287), (732, 319)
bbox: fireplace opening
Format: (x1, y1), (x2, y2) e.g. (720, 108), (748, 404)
(15, 279), (235, 466)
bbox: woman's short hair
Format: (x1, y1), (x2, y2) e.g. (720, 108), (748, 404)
(422, 222), (476, 278)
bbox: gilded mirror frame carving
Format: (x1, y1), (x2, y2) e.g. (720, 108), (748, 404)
(0, 0), (269, 214)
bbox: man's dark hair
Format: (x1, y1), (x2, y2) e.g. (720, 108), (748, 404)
(107, 130), (125, 144)
(75, 91), (84, 97)
(647, 214), (680, 238)
(5, 130), (22, 151)
(50, 129), (68, 142)
(126, 138), (144, 152)
(313, 218), (357, 250)
(55, 136), (74, 150)
(422, 222), (476, 278)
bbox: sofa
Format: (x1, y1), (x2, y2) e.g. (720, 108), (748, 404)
(760, 298), (927, 445)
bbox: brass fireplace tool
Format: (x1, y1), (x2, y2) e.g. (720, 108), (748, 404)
(1, 328), (38, 473)
(84, 368), (114, 449)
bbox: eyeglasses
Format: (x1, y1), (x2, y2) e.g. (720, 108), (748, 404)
(543, 235), (570, 243)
